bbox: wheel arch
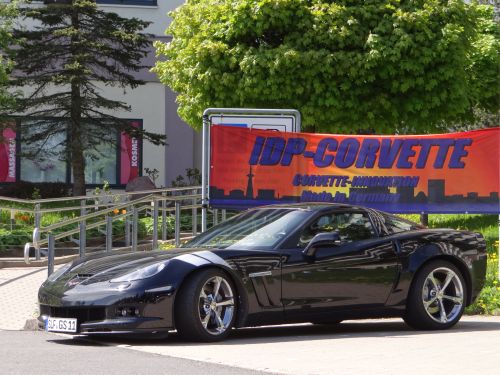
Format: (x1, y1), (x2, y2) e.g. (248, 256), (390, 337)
(171, 264), (249, 329)
(407, 254), (473, 306)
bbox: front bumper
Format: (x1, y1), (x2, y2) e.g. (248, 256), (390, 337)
(38, 281), (175, 335)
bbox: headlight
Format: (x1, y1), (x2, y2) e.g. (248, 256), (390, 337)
(47, 262), (73, 282)
(110, 263), (166, 283)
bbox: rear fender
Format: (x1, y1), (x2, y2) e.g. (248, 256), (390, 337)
(387, 242), (473, 307)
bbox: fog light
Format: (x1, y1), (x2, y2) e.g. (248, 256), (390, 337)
(116, 306), (140, 317)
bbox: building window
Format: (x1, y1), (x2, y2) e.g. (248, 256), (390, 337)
(84, 141), (118, 185)
(0, 119), (142, 187)
(20, 121), (67, 183)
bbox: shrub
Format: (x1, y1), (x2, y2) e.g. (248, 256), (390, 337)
(0, 181), (72, 199)
(0, 228), (31, 250)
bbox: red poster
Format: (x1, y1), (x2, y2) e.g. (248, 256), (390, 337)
(0, 123), (17, 183)
(210, 126), (500, 214)
(120, 121), (141, 185)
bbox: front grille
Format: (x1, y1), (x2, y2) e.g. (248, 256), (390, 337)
(40, 305), (106, 324)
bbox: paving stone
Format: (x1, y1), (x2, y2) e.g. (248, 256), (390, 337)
(0, 267), (50, 330)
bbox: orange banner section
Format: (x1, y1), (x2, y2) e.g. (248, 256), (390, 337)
(210, 126), (500, 213)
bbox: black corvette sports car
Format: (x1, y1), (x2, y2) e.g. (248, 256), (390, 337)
(38, 203), (487, 341)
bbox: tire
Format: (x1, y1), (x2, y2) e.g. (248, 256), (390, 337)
(175, 268), (237, 342)
(404, 260), (466, 330)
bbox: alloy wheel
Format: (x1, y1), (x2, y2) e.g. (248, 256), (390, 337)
(198, 276), (235, 336)
(421, 267), (464, 324)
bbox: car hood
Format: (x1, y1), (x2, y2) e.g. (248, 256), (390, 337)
(58, 248), (204, 285)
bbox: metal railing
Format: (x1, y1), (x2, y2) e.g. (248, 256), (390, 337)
(0, 185), (203, 231)
(0, 186), (228, 276)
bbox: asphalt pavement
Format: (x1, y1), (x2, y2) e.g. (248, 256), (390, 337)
(0, 330), (268, 375)
(93, 317), (500, 375)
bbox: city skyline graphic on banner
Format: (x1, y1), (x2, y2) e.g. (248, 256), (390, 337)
(209, 126), (500, 213)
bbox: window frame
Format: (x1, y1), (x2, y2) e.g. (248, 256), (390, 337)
(280, 209), (380, 250)
(0, 117), (143, 188)
(380, 213), (423, 236)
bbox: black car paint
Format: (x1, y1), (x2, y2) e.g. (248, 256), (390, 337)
(38, 204), (487, 335)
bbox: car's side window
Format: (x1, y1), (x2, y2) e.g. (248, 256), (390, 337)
(382, 214), (421, 235)
(297, 212), (375, 248)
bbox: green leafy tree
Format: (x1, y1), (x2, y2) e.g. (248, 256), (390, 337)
(3, 0), (165, 195)
(154, 0), (498, 134)
(0, 0), (18, 109)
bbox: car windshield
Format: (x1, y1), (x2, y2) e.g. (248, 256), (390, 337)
(182, 208), (311, 250)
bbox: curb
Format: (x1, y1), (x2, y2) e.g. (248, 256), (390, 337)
(0, 236), (193, 269)
(0, 243), (155, 269)
(0, 254), (80, 269)
(23, 318), (41, 331)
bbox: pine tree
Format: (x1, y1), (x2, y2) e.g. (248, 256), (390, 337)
(5, 0), (165, 195)
(0, 0), (18, 109)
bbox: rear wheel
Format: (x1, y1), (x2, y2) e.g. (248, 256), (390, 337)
(175, 268), (237, 342)
(404, 260), (466, 330)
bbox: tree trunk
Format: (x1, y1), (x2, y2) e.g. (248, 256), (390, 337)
(70, 9), (85, 197)
(70, 79), (86, 196)
(71, 123), (86, 196)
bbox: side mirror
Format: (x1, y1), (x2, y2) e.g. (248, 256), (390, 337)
(303, 232), (340, 258)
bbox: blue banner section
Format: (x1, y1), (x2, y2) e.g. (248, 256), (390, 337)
(209, 126), (500, 213)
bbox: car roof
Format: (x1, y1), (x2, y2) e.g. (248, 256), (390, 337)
(250, 202), (370, 213)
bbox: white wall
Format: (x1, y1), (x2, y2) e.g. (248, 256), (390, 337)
(95, 82), (167, 186)
(99, 0), (186, 36)
(8, 1), (185, 37)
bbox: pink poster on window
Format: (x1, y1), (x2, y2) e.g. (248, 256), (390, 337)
(0, 124), (16, 183)
(120, 121), (141, 185)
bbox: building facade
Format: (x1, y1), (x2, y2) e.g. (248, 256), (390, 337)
(1, 0), (201, 189)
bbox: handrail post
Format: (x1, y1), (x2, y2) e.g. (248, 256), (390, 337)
(48, 233), (55, 277)
(192, 188), (197, 236)
(24, 242), (32, 264)
(175, 201), (180, 247)
(106, 215), (113, 253)
(125, 206), (131, 246)
(161, 193), (167, 241)
(33, 227), (41, 261)
(152, 199), (159, 250)
(213, 208), (219, 226)
(33, 203), (41, 260)
(9, 209), (13, 231)
(222, 209), (227, 222)
(34, 203), (41, 228)
(132, 206), (138, 252)
(79, 200), (86, 258)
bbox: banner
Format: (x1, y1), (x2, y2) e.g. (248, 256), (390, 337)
(0, 123), (17, 183)
(120, 120), (141, 185)
(210, 126), (500, 213)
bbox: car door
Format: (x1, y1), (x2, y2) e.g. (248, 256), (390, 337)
(280, 209), (399, 321)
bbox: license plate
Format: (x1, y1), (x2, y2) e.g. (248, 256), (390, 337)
(45, 317), (77, 333)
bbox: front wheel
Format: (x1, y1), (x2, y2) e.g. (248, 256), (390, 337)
(175, 269), (237, 342)
(404, 260), (466, 330)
